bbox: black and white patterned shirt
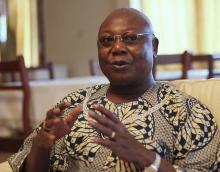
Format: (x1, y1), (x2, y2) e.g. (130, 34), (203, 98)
(8, 82), (220, 172)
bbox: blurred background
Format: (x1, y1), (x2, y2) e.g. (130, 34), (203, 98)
(0, 0), (220, 77)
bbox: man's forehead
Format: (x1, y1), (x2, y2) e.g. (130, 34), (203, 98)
(104, 10), (145, 24)
(100, 19), (145, 34)
(99, 8), (153, 33)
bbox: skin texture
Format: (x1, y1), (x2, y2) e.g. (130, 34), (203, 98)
(24, 8), (176, 172)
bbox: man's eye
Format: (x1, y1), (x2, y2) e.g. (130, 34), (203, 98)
(123, 35), (138, 42)
(99, 36), (114, 44)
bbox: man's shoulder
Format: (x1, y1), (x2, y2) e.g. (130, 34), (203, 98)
(157, 81), (216, 124)
(62, 84), (108, 102)
(159, 81), (203, 102)
(156, 81), (192, 101)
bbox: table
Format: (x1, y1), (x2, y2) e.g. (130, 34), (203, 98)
(0, 76), (108, 136)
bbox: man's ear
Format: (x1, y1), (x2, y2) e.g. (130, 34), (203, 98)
(152, 37), (159, 59)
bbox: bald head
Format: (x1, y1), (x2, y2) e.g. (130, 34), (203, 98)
(99, 8), (154, 35)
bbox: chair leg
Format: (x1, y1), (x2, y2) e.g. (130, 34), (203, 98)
(23, 88), (32, 136)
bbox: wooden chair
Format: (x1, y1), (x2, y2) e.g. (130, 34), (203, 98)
(186, 53), (214, 79)
(89, 58), (103, 76)
(27, 62), (54, 80)
(10, 62), (54, 82)
(153, 51), (190, 80)
(0, 55), (32, 152)
(212, 54), (220, 77)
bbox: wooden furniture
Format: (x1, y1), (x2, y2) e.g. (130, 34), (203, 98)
(153, 51), (190, 80)
(2, 62), (54, 82)
(10, 62), (54, 81)
(186, 53), (215, 79)
(212, 54), (220, 77)
(28, 62), (54, 80)
(0, 55), (32, 152)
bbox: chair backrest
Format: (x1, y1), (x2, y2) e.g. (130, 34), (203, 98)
(27, 62), (54, 80)
(0, 55), (32, 136)
(186, 53), (214, 79)
(210, 53), (220, 77)
(89, 58), (103, 76)
(153, 51), (190, 80)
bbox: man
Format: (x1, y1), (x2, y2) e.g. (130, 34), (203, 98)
(9, 8), (220, 172)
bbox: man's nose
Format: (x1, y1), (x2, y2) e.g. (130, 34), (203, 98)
(112, 35), (126, 49)
(111, 36), (127, 56)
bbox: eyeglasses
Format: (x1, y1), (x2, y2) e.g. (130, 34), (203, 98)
(98, 32), (154, 48)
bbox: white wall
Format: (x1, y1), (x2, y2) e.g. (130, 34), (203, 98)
(43, 0), (129, 77)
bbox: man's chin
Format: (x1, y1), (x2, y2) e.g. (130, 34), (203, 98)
(108, 76), (135, 87)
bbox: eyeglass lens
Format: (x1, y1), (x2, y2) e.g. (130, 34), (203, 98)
(98, 33), (154, 47)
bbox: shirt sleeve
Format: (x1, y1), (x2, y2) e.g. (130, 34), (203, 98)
(7, 127), (39, 172)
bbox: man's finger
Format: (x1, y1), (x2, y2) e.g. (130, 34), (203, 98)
(92, 104), (119, 123)
(55, 101), (71, 110)
(65, 106), (82, 127)
(46, 102), (71, 119)
(44, 118), (62, 128)
(94, 137), (115, 149)
(88, 110), (118, 131)
(88, 118), (115, 139)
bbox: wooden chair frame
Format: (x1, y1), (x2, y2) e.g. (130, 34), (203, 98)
(212, 54), (220, 77)
(0, 55), (32, 137)
(153, 51), (190, 80)
(28, 62), (54, 80)
(186, 53), (214, 79)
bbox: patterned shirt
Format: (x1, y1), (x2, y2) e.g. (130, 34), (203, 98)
(8, 82), (220, 172)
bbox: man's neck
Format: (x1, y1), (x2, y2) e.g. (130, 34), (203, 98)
(107, 79), (156, 103)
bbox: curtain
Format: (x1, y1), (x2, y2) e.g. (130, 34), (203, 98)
(0, 0), (16, 61)
(130, 0), (220, 54)
(0, 0), (7, 60)
(196, 0), (220, 54)
(6, 0), (39, 66)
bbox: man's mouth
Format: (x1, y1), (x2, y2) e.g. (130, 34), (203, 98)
(111, 61), (129, 68)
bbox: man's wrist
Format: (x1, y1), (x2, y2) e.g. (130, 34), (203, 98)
(134, 149), (156, 170)
(143, 153), (161, 172)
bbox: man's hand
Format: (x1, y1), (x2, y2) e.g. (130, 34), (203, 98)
(26, 102), (82, 172)
(88, 104), (155, 169)
(35, 102), (82, 150)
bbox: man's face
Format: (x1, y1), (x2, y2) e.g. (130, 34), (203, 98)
(97, 12), (156, 86)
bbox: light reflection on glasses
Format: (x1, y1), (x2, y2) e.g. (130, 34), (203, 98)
(98, 32), (155, 48)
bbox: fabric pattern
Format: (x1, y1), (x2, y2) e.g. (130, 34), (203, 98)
(8, 82), (220, 172)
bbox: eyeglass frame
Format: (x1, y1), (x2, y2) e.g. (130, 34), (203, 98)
(97, 32), (155, 48)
